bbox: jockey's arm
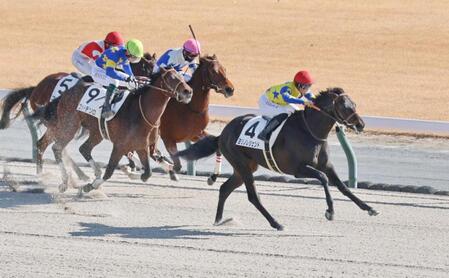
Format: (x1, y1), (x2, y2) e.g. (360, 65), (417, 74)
(280, 88), (306, 105)
(121, 61), (134, 78)
(105, 61), (129, 81)
(181, 63), (198, 82)
(304, 91), (315, 101)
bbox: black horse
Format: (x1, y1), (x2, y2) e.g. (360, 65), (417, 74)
(176, 87), (379, 230)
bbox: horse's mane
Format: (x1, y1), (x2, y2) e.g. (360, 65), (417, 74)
(199, 54), (217, 64)
(314, 87), (345, 103)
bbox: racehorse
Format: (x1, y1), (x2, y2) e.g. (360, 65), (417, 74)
(160, 54), (234, 181)
(0, 54), (156, 180)
(176, 87), (379, 230)
(31, 66), (192, 193)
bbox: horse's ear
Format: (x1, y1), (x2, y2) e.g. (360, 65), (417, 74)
(152, 53), (156, 60)
(212, 54), (217, 59)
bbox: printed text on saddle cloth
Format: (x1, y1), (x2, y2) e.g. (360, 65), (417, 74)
(76, 85), (130, 120)
(236, 116), (287, 150)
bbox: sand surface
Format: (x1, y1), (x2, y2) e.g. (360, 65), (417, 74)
(1, 160), (448, 277)
(1, 0), (448, 120)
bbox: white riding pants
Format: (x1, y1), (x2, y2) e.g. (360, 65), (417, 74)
(258, 94), (299, 118)
(71, 50), (95, 76)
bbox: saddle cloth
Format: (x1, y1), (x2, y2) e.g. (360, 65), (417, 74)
(50, 74), (80, 102)
(76, 84), (130, 120)
(236, 115), (287, 150)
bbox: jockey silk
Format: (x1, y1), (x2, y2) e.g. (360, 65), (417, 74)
(95, 46), (134, 81)
(152, 48), (199, 82)
(78, 40), (105, 60)
(265, 82), (312, 106)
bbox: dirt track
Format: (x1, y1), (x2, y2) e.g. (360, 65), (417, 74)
(1, 0), (449, 120)
(1, 160), (448, 277)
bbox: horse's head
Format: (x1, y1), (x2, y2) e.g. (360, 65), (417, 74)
(313, 87), (365, 132)
(157, 67), (193, 103)
(199, 54), (234, 98)
(131, 52), (157, 78)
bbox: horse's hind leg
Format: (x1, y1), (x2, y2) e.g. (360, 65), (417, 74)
(208, 150), (222, 186)
(36, 130), (53, 175)
(227, 155), (283, 230)
(62, 149), (89, 181)
(298, 164), (334, 220)
(323, 164), (378, 216)
(214, 173), (243, 225)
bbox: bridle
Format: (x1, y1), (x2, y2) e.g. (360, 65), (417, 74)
(138, 68), (186, 128)
(201, 58), (227, 93)
(302, 92), (359, 141)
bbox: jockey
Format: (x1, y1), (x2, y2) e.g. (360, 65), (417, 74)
(152, 38), (201, 82)
(72, 31), (125, 76)
(257, 70), (316, 142)
(92, 39), (144, 118)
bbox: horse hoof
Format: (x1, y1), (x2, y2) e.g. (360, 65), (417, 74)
(79, 174), (90, 182)
(58, 183), (68, 193)
(83, 183), (94, 193)
(325, 210), (334, 221)
(207, 174), (217, 186)
(169, 171), (179, 181)
(275, 224), (284, 231)
(368, 209), (379, 216)
(141, 173), (151, 183)
(173, 165), (182, 173)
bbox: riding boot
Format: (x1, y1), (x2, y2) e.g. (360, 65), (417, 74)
(257, 113), (288, 142)
(102, 84), (116, 118)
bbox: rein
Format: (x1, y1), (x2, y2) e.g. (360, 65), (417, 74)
(302, 93), (358, 141)
(138, 94), (159, 129)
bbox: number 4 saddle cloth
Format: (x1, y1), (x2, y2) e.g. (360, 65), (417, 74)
(236, 115), (288, 173)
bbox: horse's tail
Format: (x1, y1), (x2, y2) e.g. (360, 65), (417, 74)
(0, 86), (35, 129)
(175, 135), (220, 161)
(29, 97), (60, 124)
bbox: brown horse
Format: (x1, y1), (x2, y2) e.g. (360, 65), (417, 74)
(0, 54), (156, 180)
(31, 67), (192, 193)
(160, 54), (234, 181)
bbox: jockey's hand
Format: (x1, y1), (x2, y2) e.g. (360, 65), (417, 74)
(126, 76), (139, 89)
(304, 101), (315, 108)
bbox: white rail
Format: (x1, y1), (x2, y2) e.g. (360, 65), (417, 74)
(210, 104), (449, 135)
(2, 89), (449, 135)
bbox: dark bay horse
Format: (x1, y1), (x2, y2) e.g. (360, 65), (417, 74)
(176, 87), (379, 230)
(32, 67), (192, 193)
(0, 54), (156, 179)
(160, 54), (234, 181)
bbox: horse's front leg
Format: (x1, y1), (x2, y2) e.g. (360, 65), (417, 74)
(136, 149), (151, 182)
(296, 164), (334, 220)
(322, 163), (379, 216)
(163, 139), (181, 181)
(82, 145), (123, 193)
(164, 139), (181, 173)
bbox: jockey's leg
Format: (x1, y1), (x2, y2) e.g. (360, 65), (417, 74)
(257, 113), (288, 142)
(71, 50), (92, 76)
(101, 83), (117, 118)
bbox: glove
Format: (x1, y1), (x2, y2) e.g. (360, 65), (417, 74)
(126, 76), (138, 90)
(304, 101), (315, 108)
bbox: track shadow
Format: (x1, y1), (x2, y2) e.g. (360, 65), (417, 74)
(70, 222), (232, 240)
(0, 190), (53, 209)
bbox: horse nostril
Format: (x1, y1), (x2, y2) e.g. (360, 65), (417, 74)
(225, 87), (234, 96)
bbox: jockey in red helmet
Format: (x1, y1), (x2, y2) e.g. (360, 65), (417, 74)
(257, 70), (316, 142)
(72, 31), (125, 76)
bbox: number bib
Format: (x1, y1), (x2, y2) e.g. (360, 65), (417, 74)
(76, 85), (130, 120)
(236, 116), (287, 150)
(50, 75), (79, 102)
